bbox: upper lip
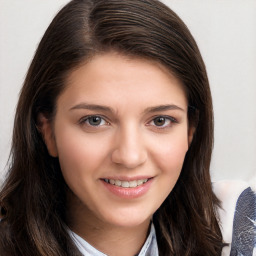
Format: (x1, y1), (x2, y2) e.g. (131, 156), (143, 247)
(101, 176), (154, 181)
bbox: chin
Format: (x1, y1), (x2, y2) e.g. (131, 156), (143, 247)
(99, 208), (152, 229)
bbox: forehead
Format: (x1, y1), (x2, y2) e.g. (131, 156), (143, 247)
(58, 52), (188, 111)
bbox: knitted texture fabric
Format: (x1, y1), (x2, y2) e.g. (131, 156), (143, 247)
(230, 187), (256, 256)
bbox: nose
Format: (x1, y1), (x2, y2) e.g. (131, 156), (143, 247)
(111, 126), (147, 169)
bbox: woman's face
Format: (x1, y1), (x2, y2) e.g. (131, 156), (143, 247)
(42, 52), (193, 230)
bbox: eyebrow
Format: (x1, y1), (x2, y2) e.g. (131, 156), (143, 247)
(69, 103), (114, 113)
(69, 103), (185, 114)
(143, 104), (185, 114)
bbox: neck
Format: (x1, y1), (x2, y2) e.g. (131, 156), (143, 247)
(67, 193), (151, 256)
(74, 221), (151, 256)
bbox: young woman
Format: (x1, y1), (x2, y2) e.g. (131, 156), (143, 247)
(0, 0), (255, 255)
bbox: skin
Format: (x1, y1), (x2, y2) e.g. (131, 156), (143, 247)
(40, 52), (194, 256)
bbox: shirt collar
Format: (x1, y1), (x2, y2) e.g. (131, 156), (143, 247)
(69, 223), (158, 256)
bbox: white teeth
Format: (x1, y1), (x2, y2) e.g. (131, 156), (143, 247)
(137, 180), (144, 186)
(115, 180), (122, 187)
(129, 180), (137, 188)
(121, 181), (130, 188)
(104, 178), (149, 188)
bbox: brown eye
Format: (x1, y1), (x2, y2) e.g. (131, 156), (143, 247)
(153, 117), (167, 126)
(148, 116), (177, 129)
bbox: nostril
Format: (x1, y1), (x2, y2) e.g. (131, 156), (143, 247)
(111, 148), (147, 169)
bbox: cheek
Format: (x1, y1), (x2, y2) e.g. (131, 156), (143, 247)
(54, 126), (110, 178)
(151, 132), (189, 176)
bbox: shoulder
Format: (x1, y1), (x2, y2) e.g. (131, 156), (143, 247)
(213, 180), (256, 256)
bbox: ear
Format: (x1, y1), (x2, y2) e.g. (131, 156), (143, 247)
(187, 125), (196, 147)
(37, 113), (58, 157)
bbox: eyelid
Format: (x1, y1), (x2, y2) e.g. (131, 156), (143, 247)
(78, 115), (110, 126)
(78, 114), (178, 128)
(146, 115), (178, 128)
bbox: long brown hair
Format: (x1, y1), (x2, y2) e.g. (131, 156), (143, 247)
(0, 0), (225, 255)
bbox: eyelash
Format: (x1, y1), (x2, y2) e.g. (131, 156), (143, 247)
(79, 115), (178, 129)
(79, 115), (110, 127)
(147, 115), (178, 129)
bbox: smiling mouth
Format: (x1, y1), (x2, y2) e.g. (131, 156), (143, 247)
(103, 178), (149, 188)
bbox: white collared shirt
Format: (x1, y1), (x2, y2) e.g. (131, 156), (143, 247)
(69, 223), (158, 256)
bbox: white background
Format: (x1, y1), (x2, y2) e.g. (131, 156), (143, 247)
(0, 0), (255, 186)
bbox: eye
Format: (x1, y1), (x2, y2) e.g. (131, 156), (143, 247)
(149, 116), (177, 128)
(81, 116), (108, 126)
(153, 117), (168, 126)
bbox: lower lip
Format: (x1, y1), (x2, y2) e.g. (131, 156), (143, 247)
(101, 179), (153, 199)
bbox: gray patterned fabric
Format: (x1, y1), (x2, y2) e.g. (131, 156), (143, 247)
(230, 187), (256, 256)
